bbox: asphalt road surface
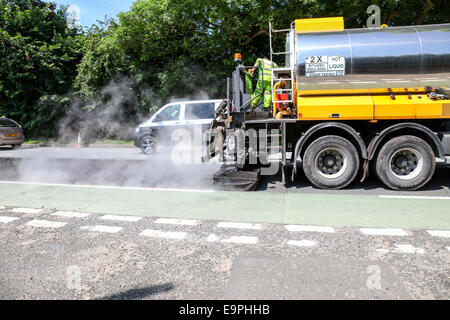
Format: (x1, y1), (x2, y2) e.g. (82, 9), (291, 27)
(0, 146), (448, 300)
(0, 146), (449, 195)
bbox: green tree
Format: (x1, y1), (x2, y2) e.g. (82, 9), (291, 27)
(0, 0), (84, 137)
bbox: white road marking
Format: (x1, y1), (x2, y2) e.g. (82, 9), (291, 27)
(420, 79), (443, 82)
(206, 234), (258, 244)
(427, 230), (450, 238)
(140, 229), (187, 240)
(100, 214), (142, 222)
(11, 208), (42, 214)
(154, 218), (198, 226)
(27, 220), (67, 229)
(206, 234), (220, 242)
(381, 79), (403, 81)
(379, 195), (450, 200)
(0, 180), (215, 193)
(318, 82), (339, 84)
(285, 225), (335, 233)
(360, 228), (408, 236)
(377, 244), (425, 254)
(0, 216), (20, 223)
(217, 222), (262, 230)
(447, 247), (450, 252)
(349, 81), (377, 84)
(0, 206), (5, 210)
(52, 211), (91, 218)
(221, 236), (258, 244)
(81, 225), (123, 233)
(387, 80), (412, 83)
(287, 240), (317, 247)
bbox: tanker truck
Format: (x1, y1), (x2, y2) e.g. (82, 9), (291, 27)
(203, 17), (450, 191)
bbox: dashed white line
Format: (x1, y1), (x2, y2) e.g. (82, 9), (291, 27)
(350, 81), (377, 84)
(387, 80), (412, 83)
(217, 222), (262, 230)
(446, 247), (450, 252)
(287, 240), (317, 247)
(27, 220), (67, 229)
(377, 244), (425, 254)
(360, 228), (408, 236)
(206, 234), (258, 244)
(52, 211), (91, 218)
(100, 214), (142, 222)
(11, 208), (43, 214)
(154, 218), (198, 226)
(140, 229), (187, 240)
(81, 225), (123, 233)
(285, 225), (335, 233)
(427, 230), (450, 238)
(379, 195), (450, 200)
(0, 206), (5, 210)
(206, 234), (220, 242)
(0, 216), (20, 223)
(221, 236), (258, 244)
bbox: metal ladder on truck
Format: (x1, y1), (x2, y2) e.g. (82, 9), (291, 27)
(269, 22), (295, 115)
(268, 22), (295, 184)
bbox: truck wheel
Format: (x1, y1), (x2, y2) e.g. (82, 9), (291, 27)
(140, 135), (157, 155)
(375, 135), (435, 191)
(303, 135), (360, 189)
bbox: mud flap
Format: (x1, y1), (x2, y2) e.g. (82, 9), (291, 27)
(213, 165), (261, 191)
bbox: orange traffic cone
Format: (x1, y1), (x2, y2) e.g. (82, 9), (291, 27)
(77, 131), (82, 148)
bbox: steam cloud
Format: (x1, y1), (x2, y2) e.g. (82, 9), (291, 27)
(0, 73), (221, 189)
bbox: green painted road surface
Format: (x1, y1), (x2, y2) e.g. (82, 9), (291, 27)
(0, 181), (449, 230)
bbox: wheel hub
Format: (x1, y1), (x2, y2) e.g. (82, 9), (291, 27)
(394, 155), (409, 169)
(389, 148), (423, 180)
(323, 155), (336, 168)
(315, 148), (348, 178)
(142, 138), (155, 153)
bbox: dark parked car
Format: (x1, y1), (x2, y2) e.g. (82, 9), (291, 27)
(134, 99), (222, 154)
(0, 118), (24, 149)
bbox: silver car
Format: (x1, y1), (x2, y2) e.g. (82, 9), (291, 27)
(134, 99), (223, 154)
(0, 118), (24, 149)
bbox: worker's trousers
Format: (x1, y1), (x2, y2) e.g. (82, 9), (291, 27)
(251, 80), (272, 110)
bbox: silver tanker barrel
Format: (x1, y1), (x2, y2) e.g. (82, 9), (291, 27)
(295, 24), (450, 95)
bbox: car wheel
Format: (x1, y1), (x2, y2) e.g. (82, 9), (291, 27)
(140, 135), (157, 155)
(375, 135), (435, 191)
(11, 144), (21, 150)
(302, 135), (360, 190)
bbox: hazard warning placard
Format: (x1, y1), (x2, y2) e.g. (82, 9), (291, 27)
(305, 56), (345, 77)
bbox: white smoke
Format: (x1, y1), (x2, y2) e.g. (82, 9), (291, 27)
(2, 73), (222, 189)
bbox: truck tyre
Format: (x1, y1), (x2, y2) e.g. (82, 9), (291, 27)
(303, 135), (360, 189)
(140, 134), (157, 155)
(375, 135), (435, 191)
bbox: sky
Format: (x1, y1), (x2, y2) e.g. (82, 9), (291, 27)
(52, 0), (136, 27)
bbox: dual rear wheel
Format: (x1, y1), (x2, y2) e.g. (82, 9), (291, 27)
(302, 135), (436, 191)
(303, 135), (359, 190)
(374, 135), (435, 191)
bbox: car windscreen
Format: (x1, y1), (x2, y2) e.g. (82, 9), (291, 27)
(0, 119), (19, 127)
(153, 104), (181, 122)
(184, 102), (216, 120)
